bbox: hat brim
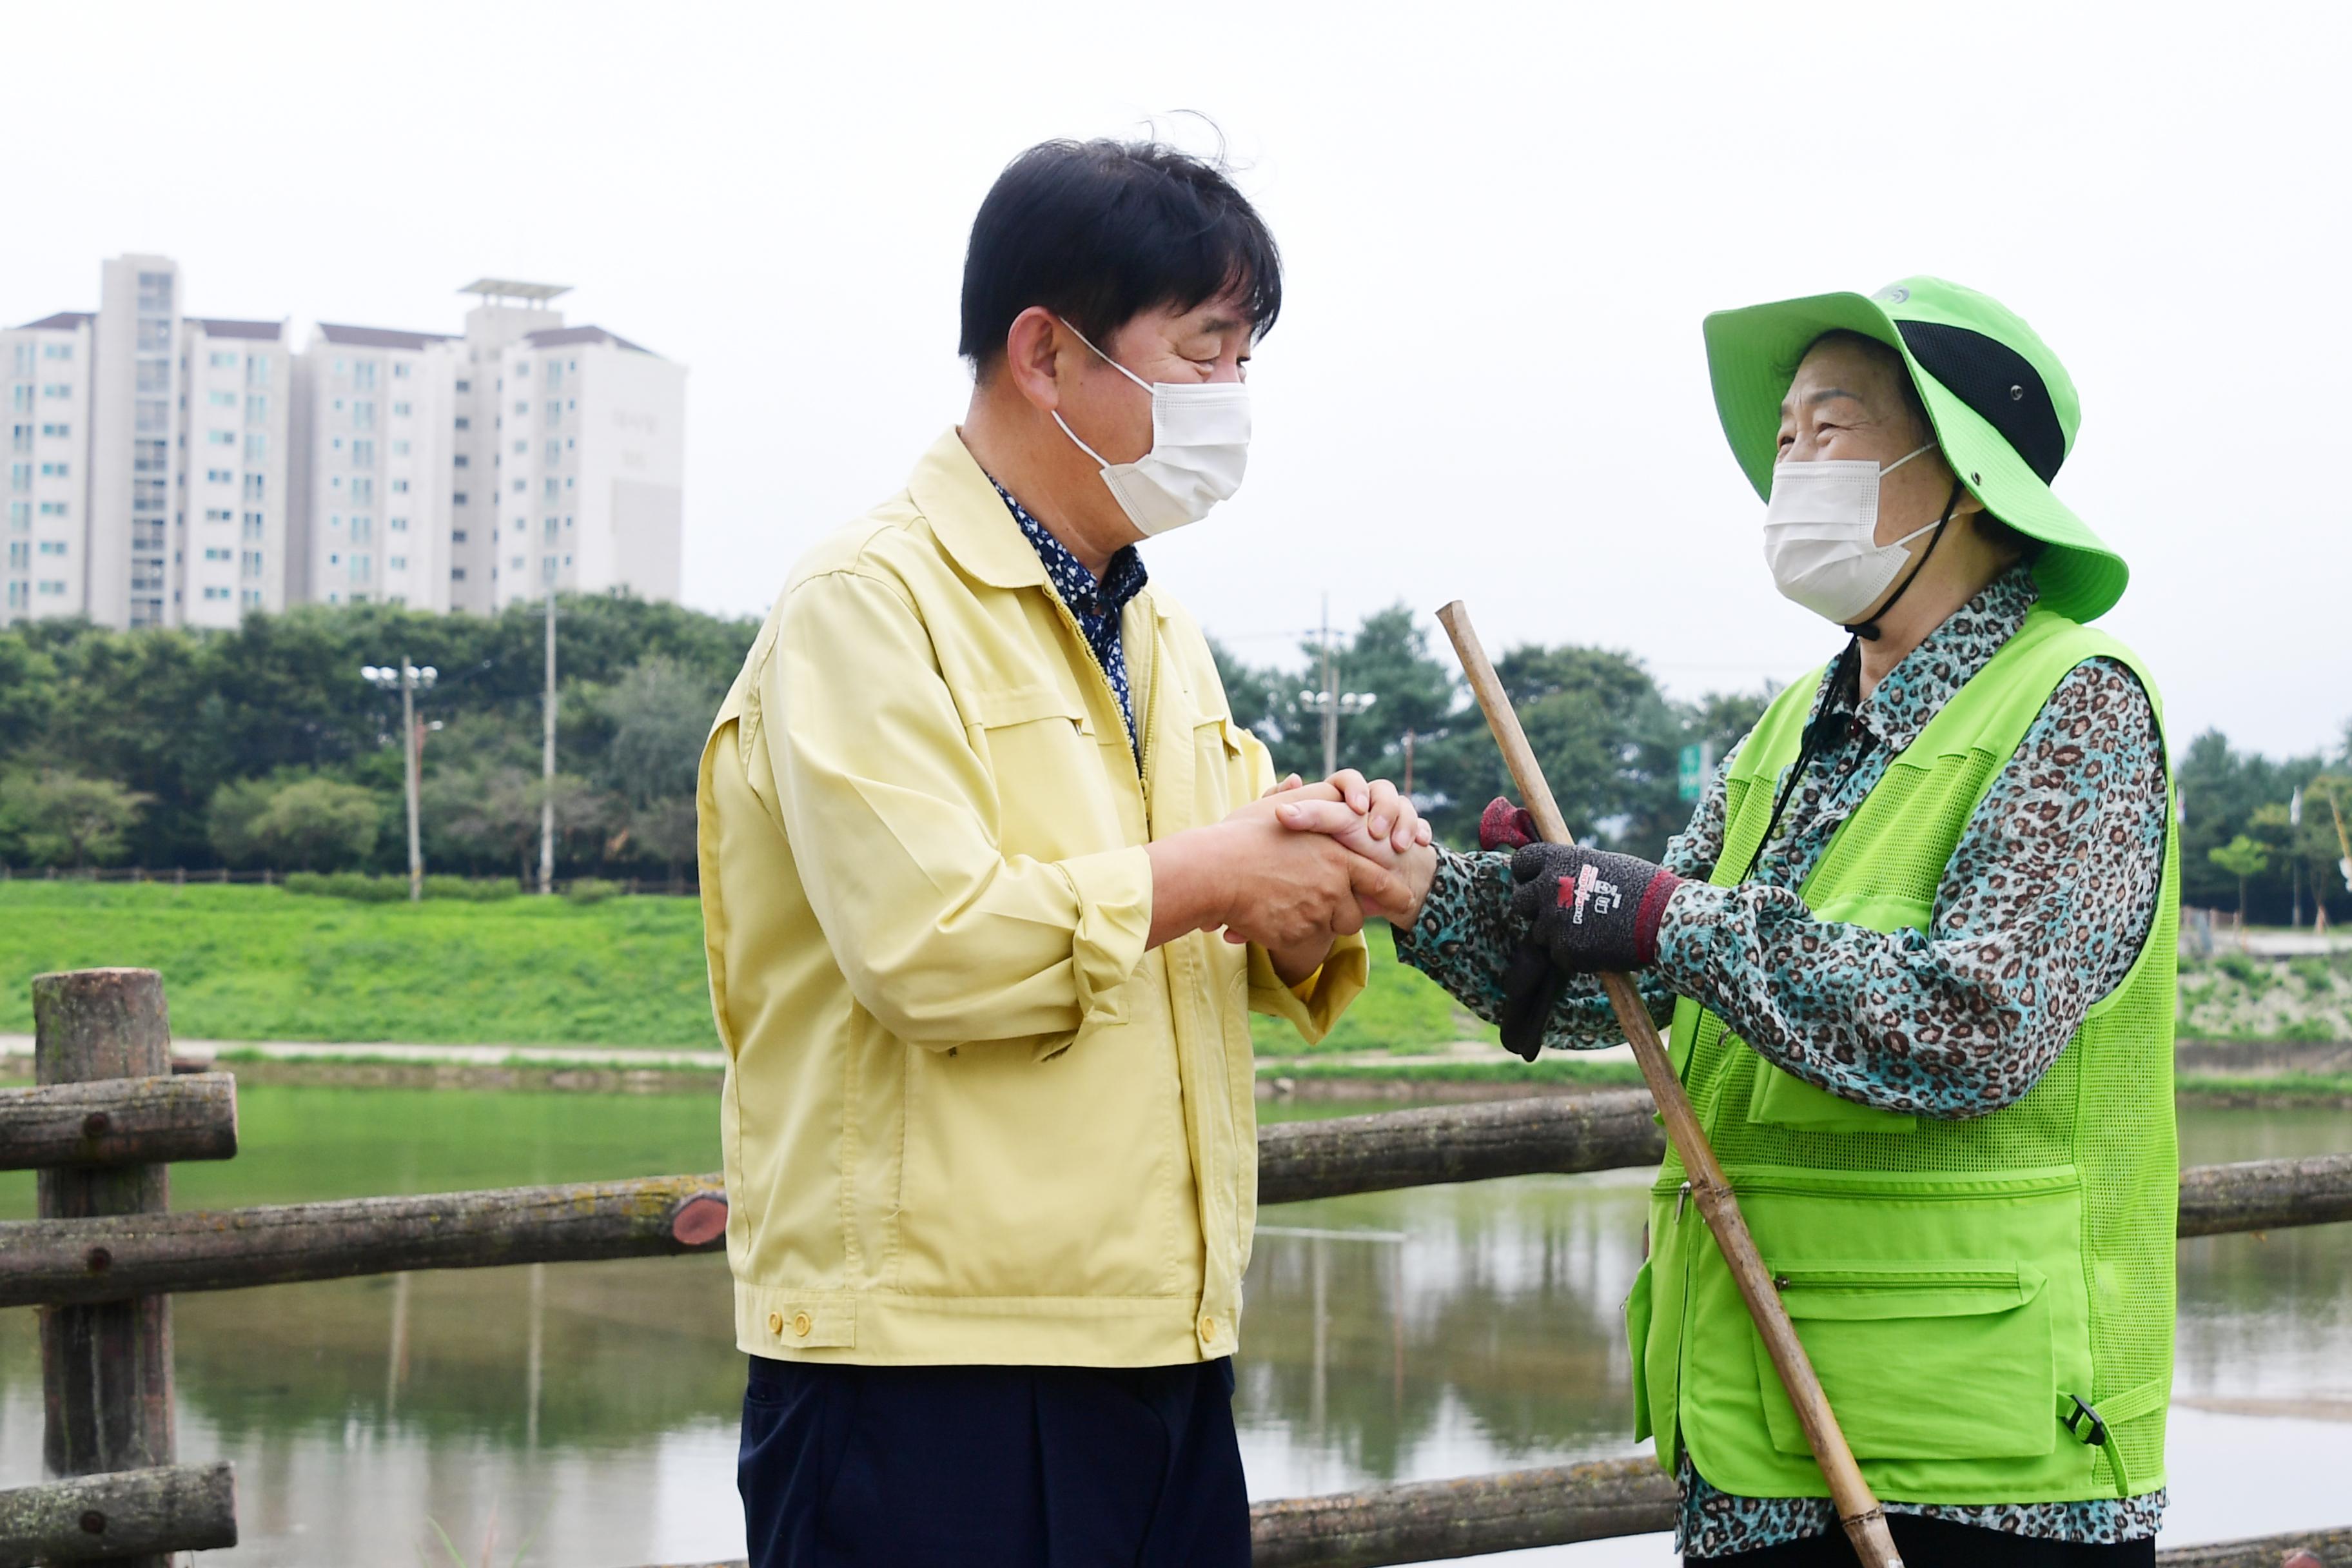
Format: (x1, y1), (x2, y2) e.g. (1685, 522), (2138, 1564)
(1702, 291), (2128, 622)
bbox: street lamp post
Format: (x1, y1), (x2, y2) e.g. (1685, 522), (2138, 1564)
(362, 660), (438, 902)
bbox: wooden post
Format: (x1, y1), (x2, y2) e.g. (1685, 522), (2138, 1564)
(33, 966), (177, 1568)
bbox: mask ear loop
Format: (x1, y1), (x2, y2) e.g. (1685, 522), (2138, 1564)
(1845, 476), (1965, 642)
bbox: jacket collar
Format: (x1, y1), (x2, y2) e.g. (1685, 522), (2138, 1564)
(908, 428), (1048, 591)
(1808, 563), (2042, 754)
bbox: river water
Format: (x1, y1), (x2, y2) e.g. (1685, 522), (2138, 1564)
(2, 1087), (2346, 1565)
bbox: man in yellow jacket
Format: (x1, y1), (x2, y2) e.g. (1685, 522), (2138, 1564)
(699, 138), (1435, 1568)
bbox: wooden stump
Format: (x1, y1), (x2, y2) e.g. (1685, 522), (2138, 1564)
(34, 968), (176, 1568)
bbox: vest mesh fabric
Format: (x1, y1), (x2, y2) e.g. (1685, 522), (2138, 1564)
(1655, 607), (2177, 1498)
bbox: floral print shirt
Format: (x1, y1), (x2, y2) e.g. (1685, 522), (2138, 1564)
(1394, 566), (2171, 1554)
(990, 477), (1149, 754)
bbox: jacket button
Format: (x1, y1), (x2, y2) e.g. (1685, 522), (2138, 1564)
(766, 1311), (783, 1335)
(1199, 1315), (1216, 1340)
(792, 1311), (813, 1338)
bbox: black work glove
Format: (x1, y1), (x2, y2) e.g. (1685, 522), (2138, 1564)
(1496, 843), (1682, 1061)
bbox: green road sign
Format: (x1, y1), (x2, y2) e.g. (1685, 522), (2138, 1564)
(1678, 742), (1714, 803)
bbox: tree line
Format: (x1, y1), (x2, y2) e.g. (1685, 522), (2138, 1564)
(0, 594), (2345, 923)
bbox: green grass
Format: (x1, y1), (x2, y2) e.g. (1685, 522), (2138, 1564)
(2175, 1072), (2352, 1101)
(0, 881), (716, 1046)
(0, 881), (1492, 1054)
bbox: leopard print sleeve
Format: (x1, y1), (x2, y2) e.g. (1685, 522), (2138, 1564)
(1389, 744), (1738, 1054)
(1649, 658), (2167, 1119)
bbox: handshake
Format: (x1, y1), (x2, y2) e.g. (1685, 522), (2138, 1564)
(1144, 768), (1438, 986)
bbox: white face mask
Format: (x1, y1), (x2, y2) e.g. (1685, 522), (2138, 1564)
(1761, 444), (1941, 625)
(1051, 320), (1251, 537)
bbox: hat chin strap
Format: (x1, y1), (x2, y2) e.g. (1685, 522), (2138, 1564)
(1844, 478), (1965, 642)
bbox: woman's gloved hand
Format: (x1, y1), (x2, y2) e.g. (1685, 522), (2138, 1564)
(1496, 842), (1682, 1060)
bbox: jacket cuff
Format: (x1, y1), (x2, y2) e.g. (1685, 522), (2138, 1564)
(1649, 879), (1728, 997)
(1248, 930), (1369, 1046)
(1058, 845), (1155, 1021)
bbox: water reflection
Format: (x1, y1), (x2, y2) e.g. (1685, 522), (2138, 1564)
(1, 1092), (2346, 1565)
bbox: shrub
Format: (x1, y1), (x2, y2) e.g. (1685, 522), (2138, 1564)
(422, 874), (520, 902)
(564, 877), (625, 905)
(284, 870), (407, 902)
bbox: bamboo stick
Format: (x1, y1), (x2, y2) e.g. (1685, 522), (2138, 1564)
(1435, 601), (1903, 1568)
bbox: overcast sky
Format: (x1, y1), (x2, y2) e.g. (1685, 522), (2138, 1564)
(14, 1), (2348, 759)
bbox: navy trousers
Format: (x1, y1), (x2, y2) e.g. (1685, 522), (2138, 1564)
(738, 1356), (1250, 1568)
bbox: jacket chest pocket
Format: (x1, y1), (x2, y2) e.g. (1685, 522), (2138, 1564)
(1186, 714), (1250, 823)
(967, 684), (1125, 858)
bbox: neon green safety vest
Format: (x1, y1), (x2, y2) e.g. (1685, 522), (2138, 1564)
(1625, 604), (2179, 1505)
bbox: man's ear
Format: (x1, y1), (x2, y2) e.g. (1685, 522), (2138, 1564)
(1000, 306), (1066, 415)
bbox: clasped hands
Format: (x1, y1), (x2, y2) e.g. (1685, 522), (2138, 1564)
(1144, 768), (1436, 987)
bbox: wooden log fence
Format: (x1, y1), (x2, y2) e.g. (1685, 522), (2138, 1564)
(6, 965), (2352, 1567)
(3, 1140), (2349, 1313)
(634, 1476), (2352, 1568)
(0, 1075), (237, 1173)
(0, 1175), (732, 1308)
(0, 1463), (235, 1567)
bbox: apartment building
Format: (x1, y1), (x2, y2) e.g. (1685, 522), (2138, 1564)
(293, 325), (460, 611)
(5, 256), (681, 628)
(3, 310), (93, 621)
(182, 316), (293, 625)
(300, 280), (684, 612)
(5, 255), (293, 630)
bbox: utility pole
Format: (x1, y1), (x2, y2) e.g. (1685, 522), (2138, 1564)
(539, 590), (557, 895)
(1297, 593), (1377, 781)
(2290, 787), (2303, 928)
(402, 662), (422, 902)
(1320, 595), (1337, 781)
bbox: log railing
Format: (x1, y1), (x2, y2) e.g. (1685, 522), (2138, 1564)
(6, 967), (2351, 1567)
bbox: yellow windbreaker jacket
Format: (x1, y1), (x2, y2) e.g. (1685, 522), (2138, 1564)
(698, 429), (1366, 1368)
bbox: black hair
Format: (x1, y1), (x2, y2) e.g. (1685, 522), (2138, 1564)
(1798, 329), (2046, 565)
(959, 138), (1282, 375)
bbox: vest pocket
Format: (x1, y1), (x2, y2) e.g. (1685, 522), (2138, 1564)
(1747, 1063), (1917, 1133)
(1753, 1260), (2055, 1460)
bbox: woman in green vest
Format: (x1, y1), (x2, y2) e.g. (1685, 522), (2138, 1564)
(1388, 279), (2177, 1565)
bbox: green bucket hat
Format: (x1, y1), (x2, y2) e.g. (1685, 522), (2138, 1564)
(1702, 275), (2125, 622)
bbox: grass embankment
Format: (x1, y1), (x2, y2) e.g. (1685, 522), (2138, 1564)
(0, 881), (714, 1046)
(2177, 948), (2352, 1041)
(0, 881), (1493, 1055)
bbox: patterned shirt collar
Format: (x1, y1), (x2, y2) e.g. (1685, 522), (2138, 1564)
(1809, 564), (2041, 752)
(987, 478), (1148, 622)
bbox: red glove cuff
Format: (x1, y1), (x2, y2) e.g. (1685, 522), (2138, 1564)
(1631, 869), (1683, 967)
(1478, 797), (1540, 852)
